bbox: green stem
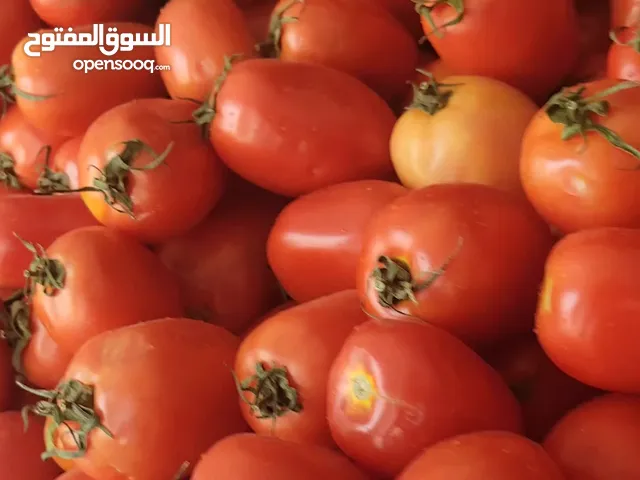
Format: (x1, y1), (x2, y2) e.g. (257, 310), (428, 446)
(16, 234), (66, 296)
(0, 288), (32, 375)
(407, 70), (462, 114)
(255, 0), (304, 58)
(0, 64), (55, 118)
(413, 0), (465, 39)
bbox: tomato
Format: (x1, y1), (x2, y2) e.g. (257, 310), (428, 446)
(28, 0), (147, 26)
(77, 98), (226, 243)
(327, 319), (522, 477)
(544, 394), (640, 480)
(611, 0), (640, 27)
(1, 0), (41, 67)
(235, 290), (368, 447)
(242, 0), (277, 42)
(391, 74), (537, 196)
(357, 183), (554, 347)
(536, 227), (640, 393)
(371, 0), (423, 39)
(607, 27), (640, 82)
(156, 187), (287, 335)
(520, 79), (640, 233)
(8, 23), (166, 137)
(240, 299), (296, 339)
(155, 0), (256, 101)
(51, 137), (81, 190)
(267, 0), (417, 104)
(207, 58), (395, 197)
(416, 0), (579, 102)
(55, 471), (92, 480)
(0, 411), (62, 479)
(192, 433), (370, 480)
(398, 431), (565, 480)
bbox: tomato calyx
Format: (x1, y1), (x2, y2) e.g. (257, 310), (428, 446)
(0, 65), (55, 118)
(0, 288), (32, 376)
(0, 152), (23, 190)
(256, 0), (303, 58)
(35, 145), (71, 194)
(610, 26), (640, 53)
(17, 235), (66, 296)
(408, 70), (461, 115)
(413, 0), (465, 39)
(18, 378), (113, 460)
(545, 81), (640, 163)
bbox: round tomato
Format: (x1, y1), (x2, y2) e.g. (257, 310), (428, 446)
(267, 180), (406, 303)
(206, 58), (395, 197)
(77, 98), (226, 243)
(51, 137), (81, 190)
(1, 0), (41, 67)
(235, 290), (368, 447)
(611, 0), (640, 27)
(28, 0), (147, 26)
(327, 319), (522, 477)
(24, 318), (247, 480)
(391, 74), (537, 195)
(192, 433), (369, 480)
(416, 0), (579, 102)
(607, 27), (640, 82)
(155, 0), (255, 101)
(536, 227), (640, 393)
(544, 394), (640, 480)
(357, 183), (554, 347)
(521, 79), (640, 233)
(398, 431), (565, 480)
(156, 187), (287, 335)
(8, 23), (166, 137)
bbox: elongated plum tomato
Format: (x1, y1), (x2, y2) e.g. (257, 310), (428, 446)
(544, 394), (640, 480)
(267, 180), (406, 303)
(391, 74), (537, 196)
(327, 320), (522, 477)
(1, 0), (41, 66)
(28, 0), (147, 26)
(268, 0), (417, 103)
(30, 318), (247, 480)
(207, 58), (395, 197)
(398, 431), (565, 480)
(7, 23), (166, 137)
(155, 0), (255, 101)
(416, 0), (579, 102)
(235, 290), (368, 447)
(192, 433), (369, 480)
(520, 79), (640, 232)
(78, 98), (226, 243)
(536, 227), (640, 393)
(357, 183), (554, 347)
(607, 27), (640, 82)
(611, 0), (640, 27)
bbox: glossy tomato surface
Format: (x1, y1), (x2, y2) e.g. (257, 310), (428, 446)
(28, 0), (147, 26)
(1, 0), (41, 67)
(607, 27), (640, 82)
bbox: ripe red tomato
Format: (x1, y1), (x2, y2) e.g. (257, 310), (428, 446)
(156, 187), (287, 335)
(77, 98), (226, 243)
(29, 318), (247, 480)
(417, 0), (579, 102)
(536, 227), (640, 393)
(327, 319), (522, 477)
(192, 433), (370, 480)
(267, 180), (406, 303)
(1, 0), (41, 67)
(208, 58), (396, 197)
(155, 0), (256, 101)
(51, 137), (81, 190)
(235, 290), (368, 447)
(28, 0), (147, 26)
(398, 431), (565, 480)
(357, 183), (554, 347)
(611, 0), (640, 27)
(544, 394), (640, 480)
(55, 470), (92, 480)
(607, 27), (640, 82)
(240, 299), (296, 339)
(9, 23), (166, 137)
(520, 79), (640, 233)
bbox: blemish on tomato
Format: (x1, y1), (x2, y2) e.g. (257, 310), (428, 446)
(540, 276), (553, 314)
(346, 368), (378, 414)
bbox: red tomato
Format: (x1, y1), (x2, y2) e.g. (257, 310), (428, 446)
(156, 187), (287, 335)
(611, 0), (640, 27)
(55, 471), (93, 480)
(520, 79), (640, 233)
(417, 0), (579, 102)
(267, 180), (406, 303)
(192, 433), (370, 480)
(240, 299), (296, 339)
(77, 98), (226, 243)
(242, 0), (277, 42)
(357, 183), (553, 347)
(398, 431), (565, 480)
(208, 58), (395, 197)
(28, 318), (247, 480)
(235, 290), (368, 447)
(1, 0), (41, 66)
(51, 137), (81, 190)
(371, 0), (423, 38)
(536, 227), (640, 393)
(327, 320), (522, 477)
(544, 394), (640, 480)
(155, 0), (255, 101)
(9, 23), (166, 137)
(607, 27), (640, 82)
(28, 0), (147, 26)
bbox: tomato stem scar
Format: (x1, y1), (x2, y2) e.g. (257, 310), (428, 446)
(351, 373), (375, 402)
(408, 70), (462, 115)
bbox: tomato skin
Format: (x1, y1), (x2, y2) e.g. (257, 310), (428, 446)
(192, 433), (370, 480)
(544, 394), (640, 480)
(267, 180), (406, 303)
(611, 0), (640, 27)
(11, 23), (166, 137)
(1, 0), (41, 66)
(155, 0), (256, 101)
(607, 30), (640, 82)
(210, 58), (396, 197)
(55, 470), (93, 480)
(536, 227), (640, 393)
(327, 319), (522, 477)
(240, 299), (296, 339)
(156, 188), (287, 335)
(28, 0), (147, 26)
(235, 290), (368, 447)
(357, 183), (554, 347)
(521, 79), (640, 233)
(0, 338), (13, 412)
(52, 137), (82, 190)
(371, 0), (422, 38)
(242, 0), (277, 42)
(391, 75), (538, 196)
(78, 98), (226, 243)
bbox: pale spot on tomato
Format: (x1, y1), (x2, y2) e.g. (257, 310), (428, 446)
(540, 277), (553, 314)
(345, 368), (378, 415)
(568, 175), (589, 197)
(82, 191), (108, 224)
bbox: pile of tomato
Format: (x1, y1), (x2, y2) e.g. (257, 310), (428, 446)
(1, 0), (640, 479)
